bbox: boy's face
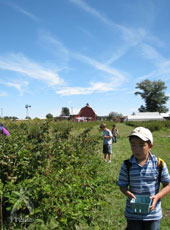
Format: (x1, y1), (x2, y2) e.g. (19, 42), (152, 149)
(130, 137), (153, 161)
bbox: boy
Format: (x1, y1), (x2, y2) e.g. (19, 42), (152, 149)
(118, 127), (170, 230)
(112, 124), (118, 143)
(100, 123), (112, 163)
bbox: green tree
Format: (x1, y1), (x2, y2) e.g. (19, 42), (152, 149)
(135, 79), (169, 113)
(3, 116), (18, 120)
(108, 112), (123, 121)
(60, 107), (70, 116)
(25, 116), (31, 120)
(46, 113), (53, 119)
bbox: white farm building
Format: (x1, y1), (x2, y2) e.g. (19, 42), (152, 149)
(127, 112), (170, 121)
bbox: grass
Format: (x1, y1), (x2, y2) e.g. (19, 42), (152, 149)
(83, 122), (170, 230)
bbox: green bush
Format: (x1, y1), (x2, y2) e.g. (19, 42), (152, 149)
(0, 120), (103, 229)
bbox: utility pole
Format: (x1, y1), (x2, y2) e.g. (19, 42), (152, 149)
(71, 107), (73, 115)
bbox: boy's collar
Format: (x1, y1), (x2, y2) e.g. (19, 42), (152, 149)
(131, 152), (153, 164)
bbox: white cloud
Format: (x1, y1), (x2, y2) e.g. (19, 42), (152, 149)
(56, 87), (90, 96)
(6, 1), (40, 22)
(0, 53), (64, 86)
(69, 0), (114, 27)
(69, 0), (164, 56)
(69, 0), (148, 47)
(5, 81), (27, 91)
(117, 26), (147, 46)
(104, 46), (129, 65)
(138, 44), (170, 81)
(78, 27), (95, 39)
(56, 52), (127, 96)
(1, 80), (29, 96)
(140, 43), (164, 63)
(56, 78), (124, 96)
(39, 33), (128, 96)
(39, 33), (69, 65)
(71, 52), (126, 81)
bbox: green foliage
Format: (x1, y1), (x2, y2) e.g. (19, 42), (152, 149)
(0, 120), (104, 229)
(108, 112), (123, 122)
(3, 116), (18, 121)
(46, 113), (53, 119)
(25, 116), (32, 120)
(1, 121), (170, 229)
(135, 79), (169, 113)
(60, 107), (70, 116)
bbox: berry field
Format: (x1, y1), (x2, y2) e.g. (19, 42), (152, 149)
(0, 120), (170, 230)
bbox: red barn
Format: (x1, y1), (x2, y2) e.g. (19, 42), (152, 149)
(75, 103), (96, 122)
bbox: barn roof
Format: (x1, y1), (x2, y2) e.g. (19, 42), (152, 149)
(79, 103), (96, 116)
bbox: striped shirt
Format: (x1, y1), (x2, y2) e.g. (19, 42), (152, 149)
(117, 153), (170, 220)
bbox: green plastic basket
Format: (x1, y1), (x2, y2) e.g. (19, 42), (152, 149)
(130, 195), (152, 214)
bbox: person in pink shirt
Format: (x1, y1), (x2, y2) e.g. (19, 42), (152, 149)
(0, 124), (10, 136)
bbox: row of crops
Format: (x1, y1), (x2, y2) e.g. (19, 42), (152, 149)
(0, 120), (105, 229)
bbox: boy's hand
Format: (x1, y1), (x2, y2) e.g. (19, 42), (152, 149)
(150, 195), (159, 211)
(126, 191), (136, 200)
(120, 187), (136, 200)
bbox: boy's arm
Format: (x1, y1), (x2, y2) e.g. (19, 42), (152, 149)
(104, 130), (112, 139)
(104, 135), (112, 139)
(150, 182), (170, 211)
(119, 186), (136, 200)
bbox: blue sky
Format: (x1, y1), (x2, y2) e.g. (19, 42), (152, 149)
(0, 0), (170, 119)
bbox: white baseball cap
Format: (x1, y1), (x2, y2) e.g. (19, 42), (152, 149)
(129, 127), (153, 144)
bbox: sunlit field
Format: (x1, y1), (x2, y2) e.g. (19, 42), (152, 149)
(0, 120), (170, 229)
